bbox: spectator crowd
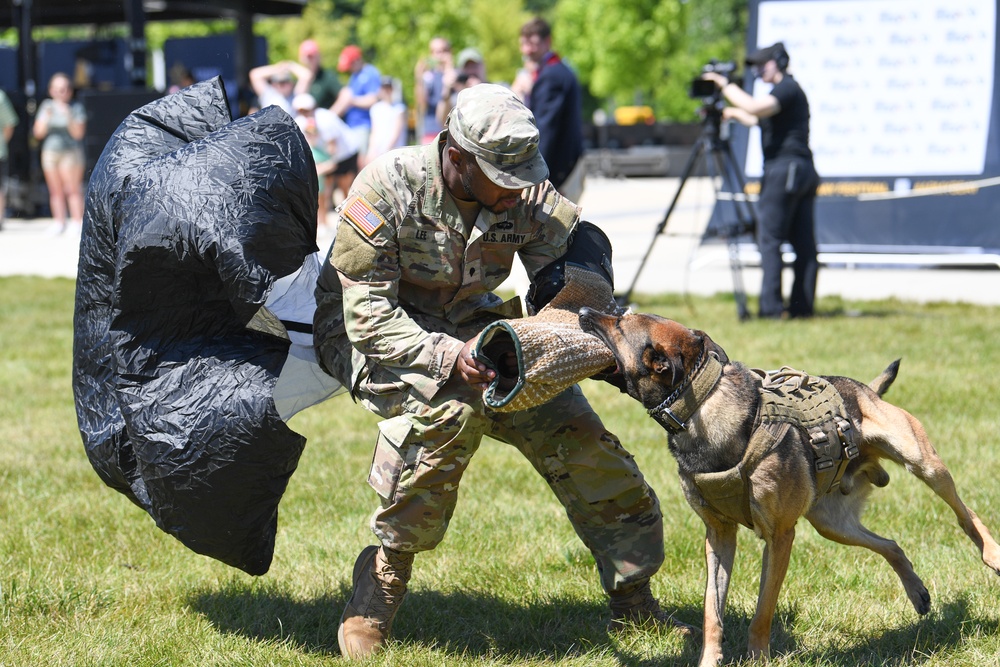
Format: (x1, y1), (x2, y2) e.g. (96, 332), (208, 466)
(245, 18), (584, 232)
(0, 17), (585, 238)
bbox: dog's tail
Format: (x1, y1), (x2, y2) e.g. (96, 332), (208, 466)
(869, 359), (901, 396)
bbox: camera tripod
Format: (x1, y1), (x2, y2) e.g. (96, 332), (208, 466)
(616, 107), (757, 320)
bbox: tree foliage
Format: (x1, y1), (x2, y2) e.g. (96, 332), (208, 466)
(353, 0), (532, 106)
(14, 0), (747, 123)
(555, 0), (686, 107)
(555, 0), (747, 123)
(253, 0), (355, 69)
(351, 0), (745, 122)
(144, 20), (235, 53)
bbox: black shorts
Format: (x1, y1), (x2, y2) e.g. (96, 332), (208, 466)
(333, 153), (358, 176)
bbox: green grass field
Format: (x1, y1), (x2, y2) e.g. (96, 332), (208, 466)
(2, 276), (999, 666)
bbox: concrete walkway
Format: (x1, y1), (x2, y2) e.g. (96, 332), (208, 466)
(2, 176), (998, 306)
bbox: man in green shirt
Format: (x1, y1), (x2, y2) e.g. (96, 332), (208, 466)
(299, 39), (341, 109)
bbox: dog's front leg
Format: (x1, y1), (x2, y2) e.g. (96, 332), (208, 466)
(699, 518), (738, 667)
(747, 526), (795, 660)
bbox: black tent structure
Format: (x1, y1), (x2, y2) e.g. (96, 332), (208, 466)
(0, 0), (306, 215)
(1, 0), (306, 99)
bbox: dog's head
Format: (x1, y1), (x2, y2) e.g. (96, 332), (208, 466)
(579, 308), (727, 410)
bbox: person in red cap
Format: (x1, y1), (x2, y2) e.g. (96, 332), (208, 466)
(298, 38), (341, 109)
(331, 45), (382, 162)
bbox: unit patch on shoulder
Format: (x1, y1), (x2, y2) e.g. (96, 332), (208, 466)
(343, 194), (387, 236)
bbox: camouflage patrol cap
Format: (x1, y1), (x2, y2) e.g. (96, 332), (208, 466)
(448, 83), (549, 189)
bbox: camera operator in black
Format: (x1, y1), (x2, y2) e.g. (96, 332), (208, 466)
(703, 42), (820, 319)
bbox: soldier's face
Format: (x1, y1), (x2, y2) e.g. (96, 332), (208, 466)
(459, 158), (524, 213)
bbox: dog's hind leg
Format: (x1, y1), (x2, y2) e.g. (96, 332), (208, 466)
(865, 404), (1000, 576)
(807, 493), (930, 614)
(698, 517), (738, 667)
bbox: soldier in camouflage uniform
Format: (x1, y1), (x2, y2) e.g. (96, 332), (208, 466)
(314, 84), (687, 659)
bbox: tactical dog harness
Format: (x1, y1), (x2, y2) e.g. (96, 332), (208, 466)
(653, 361), (860, 529)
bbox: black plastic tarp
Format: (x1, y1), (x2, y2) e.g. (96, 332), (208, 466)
(72, 77), (319, 575)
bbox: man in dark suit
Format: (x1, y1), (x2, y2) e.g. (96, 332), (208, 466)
(519, 17), (585, 201)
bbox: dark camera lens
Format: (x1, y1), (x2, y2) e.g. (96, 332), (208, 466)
(689, 78), (717, 99)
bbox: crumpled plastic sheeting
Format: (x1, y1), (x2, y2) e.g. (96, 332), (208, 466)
(72, 77), (319, 575)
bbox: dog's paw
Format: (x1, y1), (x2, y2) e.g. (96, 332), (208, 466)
(669, 617), (702, 638)
(911, 585), (931, 615)
(982, 544), (1000, 575)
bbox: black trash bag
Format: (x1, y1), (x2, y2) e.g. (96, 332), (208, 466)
(73, 77), (319, 575)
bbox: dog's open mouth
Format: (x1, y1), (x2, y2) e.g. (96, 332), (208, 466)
(577, 311), (622, 375)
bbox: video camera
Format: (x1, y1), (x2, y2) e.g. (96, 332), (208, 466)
(688, 60), (739, 100)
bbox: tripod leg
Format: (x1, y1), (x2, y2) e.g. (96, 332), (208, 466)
(722, 140), (758, 236)
(724, 142), (758, 320)
(703, 140), (753, 320)
(720, 145), (754, 320)
(726, 237), (751, 320)
(617, 138), (706, 306)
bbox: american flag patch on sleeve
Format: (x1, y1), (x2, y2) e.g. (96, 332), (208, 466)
(343, 195), (387, 236)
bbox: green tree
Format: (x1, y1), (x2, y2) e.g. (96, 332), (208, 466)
(353, 0), (532, 107)
(461, 0), (533, 86)
(134, 0), (745, 125)
(253, 0), (355, 67)
(660, 0), (748, 121)
(354, 0), (466, 90)
(555, 0), (746, 123)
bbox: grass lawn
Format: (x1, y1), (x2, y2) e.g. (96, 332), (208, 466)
(1, 276), (999, 666)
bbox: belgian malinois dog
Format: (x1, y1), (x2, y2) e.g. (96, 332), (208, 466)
(579, 308), (1000, 667)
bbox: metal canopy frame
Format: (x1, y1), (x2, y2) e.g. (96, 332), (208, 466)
(3, 0), (306, 100)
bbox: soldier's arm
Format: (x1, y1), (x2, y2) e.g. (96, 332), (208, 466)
(517, 184), (582, 280)
(330, 192), (465, 400)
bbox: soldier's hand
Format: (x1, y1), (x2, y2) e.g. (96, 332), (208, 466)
(498, 351), (518, 377)
(455, 338), (495, 390)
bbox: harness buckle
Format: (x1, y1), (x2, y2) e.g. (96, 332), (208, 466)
(651, 404), (686, 432)
(809, 428), (832, 459)
(815, 457), (835, 472)
(837, 420), (859, 459)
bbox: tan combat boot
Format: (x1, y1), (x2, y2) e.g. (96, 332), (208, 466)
(608, 579), (699, 636)
(338, 544), (414, 659)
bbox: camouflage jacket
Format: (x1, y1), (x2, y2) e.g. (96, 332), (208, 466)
(314, 133), (581, 402)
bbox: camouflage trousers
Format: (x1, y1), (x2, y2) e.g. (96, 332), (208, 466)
(359, 373), (664, 595)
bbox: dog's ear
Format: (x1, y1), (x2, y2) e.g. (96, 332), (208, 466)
(694, 329), (729, 364)
(650, 353), (670, 376)
(649, 345), (684, 386)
